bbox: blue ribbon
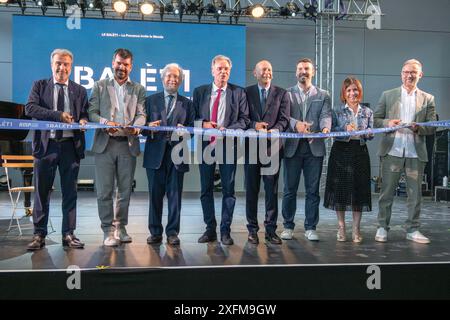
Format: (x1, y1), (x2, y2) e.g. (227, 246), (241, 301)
(1, 118), (449, 139)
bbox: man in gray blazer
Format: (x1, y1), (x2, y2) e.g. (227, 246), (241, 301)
(280, 58), (332, 241)
(374, 59), (436, 244)
(88, 48), (146, 246)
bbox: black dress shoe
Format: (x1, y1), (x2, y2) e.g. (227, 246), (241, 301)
(265, 233), (282, 245)
(62, 234), (85, 248)
(198, 232), (217, 243)
(167, 235), (180, 246)
(221, 234), (234, 246)
(147, 235), (163, 245)
(27, 235), (45, 251)
(247, 232), (259, 244)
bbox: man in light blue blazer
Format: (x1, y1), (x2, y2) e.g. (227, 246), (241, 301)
(374, 59), (436, 244)
(281, 58), (332, 242)
(88, 48), (146, 247)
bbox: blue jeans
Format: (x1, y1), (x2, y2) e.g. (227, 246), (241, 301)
(282, 141), (323, 231)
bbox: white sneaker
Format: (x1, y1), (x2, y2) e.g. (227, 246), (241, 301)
(103, 233), (120, 247)
(280, 229), (294, 240)
(406, 231), (430, 244)
(375, 227), (388, 242)
(114, 226), (132, 243)
(305, 230), (319, 241)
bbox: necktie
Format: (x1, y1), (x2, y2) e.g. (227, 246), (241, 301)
(167, 94), (175, 120)
(210, 89), (222, 143)
(260, 88), (267, 115)
(56, 83), (65, 139)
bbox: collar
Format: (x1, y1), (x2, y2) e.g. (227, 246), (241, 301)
(344, 103), (361, 114)
(53, 78), (69, 86)
(164, 90), (177, 99)
(257, 83), (271, 92)
(401, 85), (417, 96)
(212, 82), (227, 93)
(114, 77), (131, 88)
(297, 84), (316, 96)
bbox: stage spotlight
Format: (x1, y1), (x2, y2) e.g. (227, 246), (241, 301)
(139, 1), (155, 15)
(303, 1), (318, 20)
(58, 0), (67, 16)
(0, 0), (9, 4)
(35, 0), (53, 15)
(185, 0), (198, 14)
(165, 3), (174, 13)
(280, 1), (300, 17)
(18, 0), (26, 13)
(206, 0), (225, 15)
(90, 0), (106, 18)
(171, 0), (184, 16)
(186, 0), (203, 22)
(113, 0), (128, 14)
(248, 4), (265, 18)
(78, 0), (88, 16)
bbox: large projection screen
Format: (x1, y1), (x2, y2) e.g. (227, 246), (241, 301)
(12, 15), (246, 149)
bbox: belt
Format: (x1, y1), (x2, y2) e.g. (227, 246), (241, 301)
(109, 136), (128, 141)
(49, 137), (73, 143)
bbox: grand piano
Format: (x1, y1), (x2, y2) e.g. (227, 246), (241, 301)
(0, 100), (33, 214)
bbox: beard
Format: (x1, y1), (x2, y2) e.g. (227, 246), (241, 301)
(114, 69), (127, 80)
(298, 75), (308, 83)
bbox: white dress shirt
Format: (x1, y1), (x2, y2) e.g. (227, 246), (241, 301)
(388, 86), (418, 158)
(111, 78), (131, 136)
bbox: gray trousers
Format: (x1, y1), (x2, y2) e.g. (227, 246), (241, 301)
(378, 154), (425, 232)
(94, 139), (137, 233)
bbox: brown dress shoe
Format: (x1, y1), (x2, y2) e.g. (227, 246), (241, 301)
(62, 234), (85, 248)
(27, 235), (45, 251)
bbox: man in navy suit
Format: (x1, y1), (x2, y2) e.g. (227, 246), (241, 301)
(244, 60), (290, 245)
(193, 55), (250, 245)
(143, 63), (194, 246)
(281, 58), (332, 242)
(25, 49), (88, 250)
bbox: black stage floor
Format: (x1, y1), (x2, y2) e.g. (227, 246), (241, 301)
(1, 192), (449, 299)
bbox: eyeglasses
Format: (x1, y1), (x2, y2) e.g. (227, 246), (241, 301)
(402, 71), (419, 75)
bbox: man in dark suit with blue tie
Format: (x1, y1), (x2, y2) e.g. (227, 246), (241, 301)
(244, 60), (290, 245)
(193, 55), (250, 245)
(143, 63), (194, 246)
(25, 49), (88, 250)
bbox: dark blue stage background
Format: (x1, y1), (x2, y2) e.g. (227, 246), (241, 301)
(12, 15), (246, 149)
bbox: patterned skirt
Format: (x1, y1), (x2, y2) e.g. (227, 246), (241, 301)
(323, 140), (372, 212)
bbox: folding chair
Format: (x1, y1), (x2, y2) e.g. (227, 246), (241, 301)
(0, 155), (54, 235)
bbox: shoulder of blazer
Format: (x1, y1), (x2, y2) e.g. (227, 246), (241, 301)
(417, 88), (434, 101)
(68, 79), (86, 94)
(271, 85), (286, 95)
(245, 84), (258, 93)
(315, 87), (330, 98)
(95, 78), (110, 89)
(383, 87), (401, 98)
(194, 84), (211, 94)
(129, 80), (145, 91)
(178, 94), (191, 103)
(227, 83), (244, 93)
(149, 91), (164, 100)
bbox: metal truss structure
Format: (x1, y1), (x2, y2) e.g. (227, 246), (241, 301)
(1, 0), (382, 188)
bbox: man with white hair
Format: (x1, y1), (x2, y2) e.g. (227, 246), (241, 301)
(193, 54), (249, 246)
(143, 63), (194, 246)
(374, 59), (436, 244)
